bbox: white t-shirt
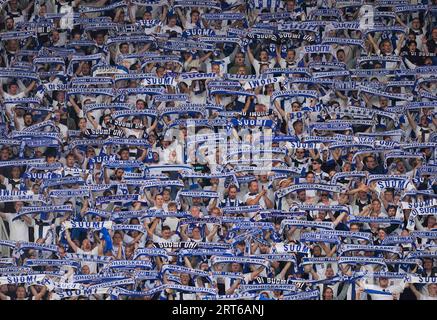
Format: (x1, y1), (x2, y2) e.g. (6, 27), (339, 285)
(152, 234), (181, 253)
(363, 283), (405, 300)
(162, 25), (183, 35)
(251, 58), (276, 76)
(3, 91), (26, 115)
(76, 247), (99, 274)
(243, 192), (267, 213)
(2, 213), (29, 242)
(123, 233), (146, 247)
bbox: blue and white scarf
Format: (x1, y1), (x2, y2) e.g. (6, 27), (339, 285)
(276, 184), (343, 198)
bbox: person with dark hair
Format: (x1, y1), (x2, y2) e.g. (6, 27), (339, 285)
(219, 185), (244, 208)
(402, 39), (424, 66)
(162, 14), (182, 35)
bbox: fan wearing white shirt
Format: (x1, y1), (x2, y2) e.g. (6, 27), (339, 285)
(310, 158), (330, 183)
(409, 17), (427, 51)
(243, 180), (274, 213)
(45, 110), (68, 142)
(180, 225), (216, 243)
(143, 194), (167, 235)
(0, 201), (32, 242)
(11, 109), (34, 131)
(367, 34), (407, 69)
(175, 8), (204, 30)
(161, 15), (183, 35)
(406, 111), (435, 143)
(145, 219), (180, 251)
(407, 283), (437, 300)
(65, 229), (104, 274)
(247, 46), (278, 76)
(0, 81), (36, 116)
(277, 48), (297, 68)
(357, 277), (407, 300)
(162, 202), (180, 233)
(225, 262), (266, 295)
(162, 273), (198, 300)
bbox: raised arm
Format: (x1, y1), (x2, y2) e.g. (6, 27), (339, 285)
(13, 109), (20, 131)
(308, 268), (319, 280)
(249, 265), (265, 280)
(149, 117), (158, 132)
(367, 34), (379, 54)
(80, 199), (89, 217)
(86, 112), (99, 129)
(396, 34), (405, 54)
(23, 0), (35, 16)
(274, 99), (286, 120)
(333, 211), (347, 227)
(199, 51), (213, 63)
(116, 243), (123, 259)
(179, 224), (190, 241)
(69, 96), (82, 118)
(103, 167), (110, 184)
(24, 81), (36, 95)
(175, 8), (187, 28)
(245, 191), (265, 206)
(227, 44), (240, 63)
(405, 283), (421, 300)
(30, 285), (47, 300)
(321, 243), (337, 257)
(275, 44), (282, 65)
(225, 278), (241, 295)
(242, 96), (254, 113)
(207, 186), (218, 211)
(414, 216), (426, 231)
(395, 15), (407, 28)
(160, 5), (168, 23)
(263, 188), (274, 209)
(247, 46), (256, 66)
(278, 261), (292, 280)
(145, 217), (160, 237)
(127, 0), (136, 23)
(65, 229), (79, 253)
(206, 225), (219, 242)
(137, 147), (148, 162)
(184, 256), (193, 269)
(406, 111), (417, 132)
